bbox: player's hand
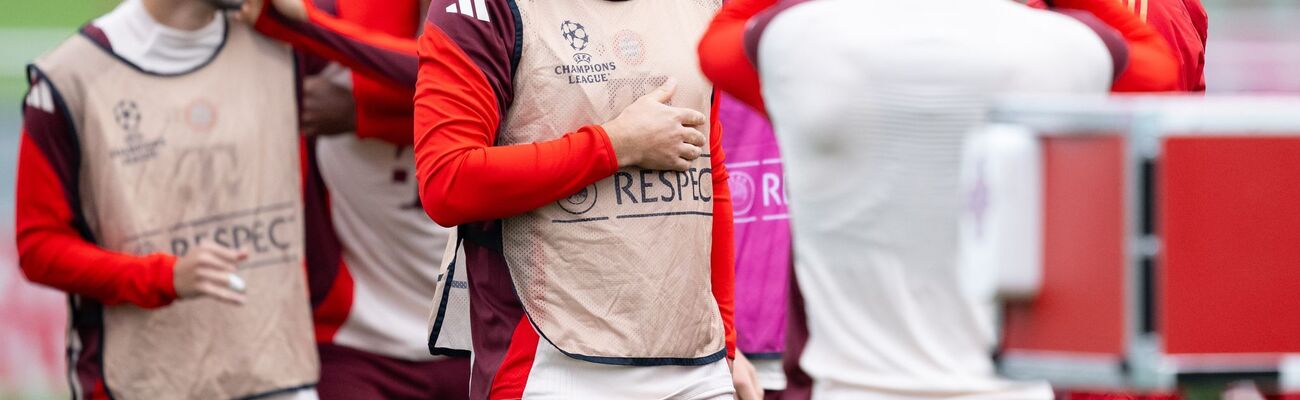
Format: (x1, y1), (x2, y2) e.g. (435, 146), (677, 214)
(731, 352), (763, 400)
(602, 78), (708, 172)
(173, 243), (249, 305)
(301, 75), (356, 137)
(237, 0), (263, 22)
(238, 0), (307, 23)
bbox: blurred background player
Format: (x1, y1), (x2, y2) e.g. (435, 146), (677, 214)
(15, 0), (319, 398)
(1117, 0), (1208, 91)
(411, 0), (746, 398)
(719, 93), (789, 400)
(698, 0), (1179, 398)
(241, 0), (473, 398)
(1028, 0), (1207, 92)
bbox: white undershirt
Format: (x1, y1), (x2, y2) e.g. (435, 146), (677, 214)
(93, 0), (224, 74)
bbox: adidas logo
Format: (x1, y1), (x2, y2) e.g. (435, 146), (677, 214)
(25, 79), (54, 113)
(446, 0), (490, 22)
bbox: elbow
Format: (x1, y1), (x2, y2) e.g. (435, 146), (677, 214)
(419, 182), (467, 228)
(424, 204), (464, 228)
(697, 40), (726, 87)
(15, 235), (50, 286)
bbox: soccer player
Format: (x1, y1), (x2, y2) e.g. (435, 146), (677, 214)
(697, 0), (1180, 398)
(411, 0), (739, 398)
(15, 0), (318, 398)
(242, 0), (473, 398)
(300, 66), (472, 400)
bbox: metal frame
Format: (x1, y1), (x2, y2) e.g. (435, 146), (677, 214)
(990, 95), (1300, 392)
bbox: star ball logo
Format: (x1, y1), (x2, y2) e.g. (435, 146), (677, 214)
(560, 20), (589, 51)
(558, 184), (598, 215)
(114, 100), (141, 134)
(109, 99), (165, 165)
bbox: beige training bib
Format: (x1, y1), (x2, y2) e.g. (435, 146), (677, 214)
(33, 18), (317, 399)
(499, 0), (725, 363)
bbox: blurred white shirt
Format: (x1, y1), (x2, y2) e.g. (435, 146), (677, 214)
(757, 0), (1113, 398)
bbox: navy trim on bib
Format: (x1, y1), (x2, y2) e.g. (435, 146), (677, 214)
(427, 239), (473, 357)
(525, 312), (728, 367)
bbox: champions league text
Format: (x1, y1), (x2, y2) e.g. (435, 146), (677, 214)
(555, 62), (617, 84)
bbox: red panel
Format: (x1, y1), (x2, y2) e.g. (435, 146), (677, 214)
(1003, 135), (1128, 355)
(1161, 137), (1300, 355)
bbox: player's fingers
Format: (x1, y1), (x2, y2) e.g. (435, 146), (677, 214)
(647, 78), (678, 104)
(669, 158), (691, 172)
(679, 128), (706, 147)
(676, 109), (707, 127)
(198, 282), (247, 305)
(677, 143), (702, 161)
(202, 243), (248, 264)
(197, 270), (247, 298)
(196, 267), (234, 284)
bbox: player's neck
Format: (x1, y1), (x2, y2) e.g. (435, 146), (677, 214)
(141, 0), (218, 31)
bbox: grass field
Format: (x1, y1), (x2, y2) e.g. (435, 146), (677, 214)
(0, 0), (115, 105)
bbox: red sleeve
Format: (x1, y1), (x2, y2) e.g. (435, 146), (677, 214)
(697, 0), (777, 116)
(1053, 0), (1180, 92)
(334, 0), (421, 145)
(707, 95), (737, 359)
(15, 78), (177, 309)
(254, 0), (419, 88)
(1138, 0), (1208, 92)
(414, 3), (619, 227)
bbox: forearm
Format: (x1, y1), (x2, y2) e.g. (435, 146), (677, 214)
(711, 173), (737, 359)
(254, 0), (419, 88)
(416, 124), (619, 227)
(16, 135), (178, 309)
(707, 98), (737, 358)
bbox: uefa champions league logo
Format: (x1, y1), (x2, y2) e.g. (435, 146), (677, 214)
(561, 20), (589, 51)
(109, 99), (165, 165)
(558, 184), (598, 215)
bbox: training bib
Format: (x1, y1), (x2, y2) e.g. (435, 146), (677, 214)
(497, 0), (725, 363)
(33, 18), (317, 399)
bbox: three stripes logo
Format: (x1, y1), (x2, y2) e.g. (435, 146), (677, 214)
(25, 79), (54, 113)
(445, 0), (490, 22)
